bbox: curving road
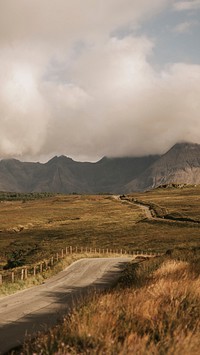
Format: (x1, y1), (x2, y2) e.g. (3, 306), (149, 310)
(0, 257), (131, 354)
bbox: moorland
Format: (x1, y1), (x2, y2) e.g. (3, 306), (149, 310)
(0, 186), (200, 269)
(1, 186), (200, 354)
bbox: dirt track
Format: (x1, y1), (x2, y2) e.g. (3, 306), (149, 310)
(0, 257), (131, 354)
(137, 203), (153, 219)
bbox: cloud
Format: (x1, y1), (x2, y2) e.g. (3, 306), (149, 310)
(41, 37), (200, 159)
(0, 0), (169, 44)
(173, 0), (200, 11)
(0, 45), (50, 157)
(0, 1), (200, 161)
(173, 20), (199, 33)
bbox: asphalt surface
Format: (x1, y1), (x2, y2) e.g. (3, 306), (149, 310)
(0, 257), (131, 354)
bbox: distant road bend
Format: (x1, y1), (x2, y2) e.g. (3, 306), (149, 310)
(0, 257), (131, 354)
(118, 195), (200, 224)
(114, 195), (154, 220)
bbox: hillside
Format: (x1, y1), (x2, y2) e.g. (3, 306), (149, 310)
(0, 155), (159, 193)
(125, 143), (200, 192)
(1, 142), (200, 193)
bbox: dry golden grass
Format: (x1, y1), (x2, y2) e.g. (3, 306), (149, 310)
(1, 191), (200, 269)
(2, 189), (200, 354)
(133, 185), (200, 221)
(0, 195), (142, 266)
(22, 254), (200, 354)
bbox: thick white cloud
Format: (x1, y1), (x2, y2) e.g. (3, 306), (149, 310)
(0, 0), (200, 161)
(0, 0), (169, 43)
(42, 37), (200, 159)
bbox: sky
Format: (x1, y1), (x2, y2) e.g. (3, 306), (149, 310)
(0, 0), (200, 162)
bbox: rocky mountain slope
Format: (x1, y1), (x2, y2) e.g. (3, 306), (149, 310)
(125, 143), (200, 192)
(0, 142), (200, 193)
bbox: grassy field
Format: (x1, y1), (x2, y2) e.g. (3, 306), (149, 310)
(132, 185), (200, 220)
(1, 187), (200, 354)
(0, 195), (142, 268)
(22, 249), (200, 354)
(0, 187), (200, 269)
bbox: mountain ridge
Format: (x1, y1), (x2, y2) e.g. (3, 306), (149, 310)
(0, 142), (200, 193)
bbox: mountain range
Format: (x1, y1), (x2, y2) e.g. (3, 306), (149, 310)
(0, 142), (200, 193)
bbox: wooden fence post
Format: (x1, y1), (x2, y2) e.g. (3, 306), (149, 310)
(11, 271), (15, 283)
(51, 257), (54, 266)
(33, 266), (36, 276)
(85, 247), (88, 253)
(0, 274), (2, 285)
(21, 269), (24, 280)
(56, 253), (59, 262)
(61, 249), (64, 258)
(24, 268), (28, 280)
(75, 247), (78, 253)
(65, 247), (68, 255)
(70, 246), (73, 254)
(40, 263), (43, 273)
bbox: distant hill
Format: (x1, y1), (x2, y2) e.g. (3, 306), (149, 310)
(125, 143), (200, 192)
(1, 142), (200, 193)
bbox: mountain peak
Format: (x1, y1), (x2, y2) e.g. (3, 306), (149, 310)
(125, 142), (200, 192)
(46, 155), (74, 165)
(170, 142), (200, 151)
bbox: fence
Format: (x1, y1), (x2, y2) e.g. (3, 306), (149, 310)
(0, 246), (162, 286)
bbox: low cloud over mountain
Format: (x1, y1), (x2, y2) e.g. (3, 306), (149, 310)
(1, 143), (200, 193)
(0, 1), (200, 162)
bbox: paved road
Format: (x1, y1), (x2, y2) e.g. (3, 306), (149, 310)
(0, 257), (131, 354)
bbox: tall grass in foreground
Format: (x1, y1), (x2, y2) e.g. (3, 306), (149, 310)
(21, 250), (200, 355)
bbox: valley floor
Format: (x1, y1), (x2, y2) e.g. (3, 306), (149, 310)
(0, 187), (200, 354)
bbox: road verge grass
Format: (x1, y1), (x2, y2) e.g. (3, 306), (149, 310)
(21, 249), (200, 354)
